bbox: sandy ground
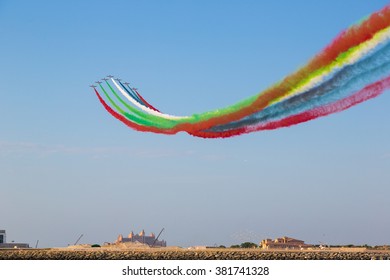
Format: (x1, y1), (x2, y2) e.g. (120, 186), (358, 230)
(1, 247), (389, 260)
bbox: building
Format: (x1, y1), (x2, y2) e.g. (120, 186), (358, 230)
(260, 236), (311, 250)
(116, 230), (166, 247)
(0, 230), (5, 244)
(0, 230), (29, 249)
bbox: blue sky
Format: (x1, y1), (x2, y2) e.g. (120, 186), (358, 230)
(1, 0), (389, 248)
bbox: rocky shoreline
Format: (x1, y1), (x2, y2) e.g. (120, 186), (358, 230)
(1, 249), (389, 260)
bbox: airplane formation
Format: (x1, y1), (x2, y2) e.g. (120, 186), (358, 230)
(91, 75), (139, 91)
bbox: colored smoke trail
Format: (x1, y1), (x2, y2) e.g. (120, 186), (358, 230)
(92, 4), (390, 138)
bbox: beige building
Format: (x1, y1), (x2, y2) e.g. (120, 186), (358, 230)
(260, 236), (310, 250)
(116, 230), (166, 247)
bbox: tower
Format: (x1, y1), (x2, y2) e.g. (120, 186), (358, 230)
(128, 231), (134, 242)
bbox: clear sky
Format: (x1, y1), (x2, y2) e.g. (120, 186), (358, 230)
(1, 0), (389, 248)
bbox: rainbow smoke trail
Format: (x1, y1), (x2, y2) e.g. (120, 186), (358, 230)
(92, 5), (390, 138)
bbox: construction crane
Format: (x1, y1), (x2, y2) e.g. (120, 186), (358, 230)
(151, 228), (165, 247)
(74, 234), (84, 245)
